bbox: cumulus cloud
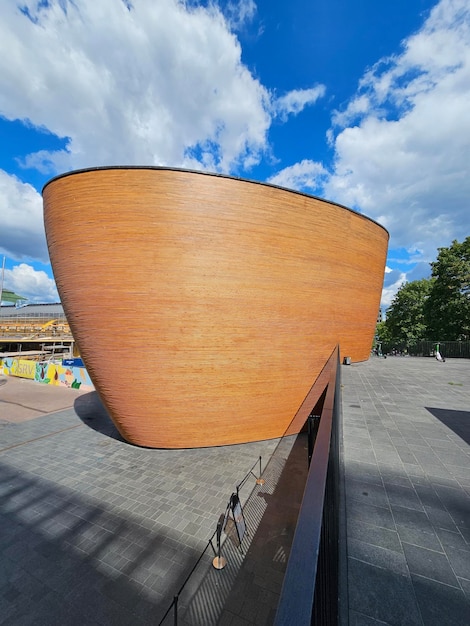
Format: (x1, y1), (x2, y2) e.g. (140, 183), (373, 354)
(381, 269), (407, 308)
(267, 0), (470, 307)
(274, 85), (326, 121)
(325, 0), (470, 264)
(268, 159), (328, 192)
(2, 263), (59, 304)
(0, 170), (48, 263)
(0, 0), (271, 174)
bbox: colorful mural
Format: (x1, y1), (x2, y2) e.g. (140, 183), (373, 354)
(0, 357), (94, 390)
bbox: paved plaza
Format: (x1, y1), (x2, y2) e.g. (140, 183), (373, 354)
(342, 356), (470, 626)
(1, 356), (469, 625)
(0, 375), (300, 625)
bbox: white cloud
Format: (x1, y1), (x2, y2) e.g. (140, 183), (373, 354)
(274, 85), (326, 121)
(222, 0), (257, 31)
(0, 170), (48, 263)
(331, 94), (370, 128)
(0, 0), (271, 174)
(381, 269), (407, 308)
(380, 260), (431, 309)
(2, 263), (59, 304)
(267, 0), (470, 308)
(325, 0), (470, 264)
(268, 159), (328, 192)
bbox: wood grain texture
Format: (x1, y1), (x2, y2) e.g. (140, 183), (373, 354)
(43, 167), (388, 448)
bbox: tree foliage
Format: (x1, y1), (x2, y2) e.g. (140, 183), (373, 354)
(384, 278), (434, 349)
(379, 237), (470, 350)
(424, 237), (470, 340)
(374, 320), (393, 353)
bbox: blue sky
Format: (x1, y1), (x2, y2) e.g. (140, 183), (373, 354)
(1, 0), (469, 307)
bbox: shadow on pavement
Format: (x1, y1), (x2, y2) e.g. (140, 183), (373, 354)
(179, 432), (309, 625)
(426, 407), (470, 445)
(74, 392), (125, 443)
(345, 457), (470, 625)
(0, 460), (197, 625)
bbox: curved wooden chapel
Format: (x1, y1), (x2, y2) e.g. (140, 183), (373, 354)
(43, 167), (388, 448)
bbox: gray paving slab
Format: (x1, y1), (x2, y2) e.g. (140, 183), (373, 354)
(0, 374), (303, 625)
(1, 356), (469, 625)
(341, 357), (470, 626)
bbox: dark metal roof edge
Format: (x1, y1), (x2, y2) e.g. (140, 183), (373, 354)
(42, 165), (389, 238)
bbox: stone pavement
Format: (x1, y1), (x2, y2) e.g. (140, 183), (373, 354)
(0, 374), (303, 625)
(1, 356), (469, 626)
(341, 357), (470, 626)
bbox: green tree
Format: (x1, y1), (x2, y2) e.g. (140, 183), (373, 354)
(384, 278), (434, 350)
(425, 237), (470, 340)
(375, 320), (393, 353)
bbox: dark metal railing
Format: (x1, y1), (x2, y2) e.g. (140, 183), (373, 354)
(410, 340), (470, 359)
(157, 529), (219, 626)
(157, 456), (266, 625)
(274, 346), (342, 625)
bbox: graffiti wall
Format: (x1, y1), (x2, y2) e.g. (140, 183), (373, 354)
(0, 357), (94, 390)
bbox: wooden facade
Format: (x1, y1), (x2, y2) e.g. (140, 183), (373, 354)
(43, 167), (388, 448)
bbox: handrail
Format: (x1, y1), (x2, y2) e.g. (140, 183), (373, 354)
(157, 454), (266, 625)
(157, 529), (218, 626)
(274, 345), (340, 625)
